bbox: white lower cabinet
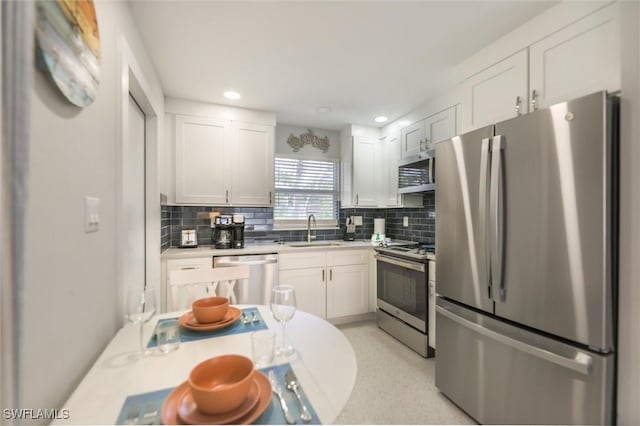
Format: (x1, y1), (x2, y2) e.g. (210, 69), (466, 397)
(279, 268), (326, 319)
(279, 248), (370, 320)
(326, 264), (369, 318)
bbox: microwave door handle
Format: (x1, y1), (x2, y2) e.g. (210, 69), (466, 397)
(428, 157), (434, 184)
(490, 135), (505, 301)
(479, 137), (492, 299)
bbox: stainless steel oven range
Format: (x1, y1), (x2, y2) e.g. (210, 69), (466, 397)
(375, 244), (434, 357)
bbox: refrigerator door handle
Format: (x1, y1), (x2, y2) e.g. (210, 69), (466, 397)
(479, 137), (492, 299)
(436, 305), (593, 375)
(490, 135), (506, 301)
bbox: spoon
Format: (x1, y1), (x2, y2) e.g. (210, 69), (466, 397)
(285, 370), (312, 422)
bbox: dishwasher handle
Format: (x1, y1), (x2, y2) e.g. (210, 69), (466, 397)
(214, 254), (279, 266)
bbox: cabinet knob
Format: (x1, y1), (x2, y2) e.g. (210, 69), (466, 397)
(531, 90), (538, 111)
(515, 96), (522, 115)
(225, 189), (229, 203)
(355, 194), (359, 205)
(322, 269), (325, 281)
(269, 191), (272, 205)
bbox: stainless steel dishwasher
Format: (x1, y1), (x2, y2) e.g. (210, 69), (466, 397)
(213, 254), (278, 305)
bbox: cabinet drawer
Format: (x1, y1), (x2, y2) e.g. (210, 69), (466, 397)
(167, 257), (212, 272)
(326, 249), (369, 266)
(279, 251), (326, 270)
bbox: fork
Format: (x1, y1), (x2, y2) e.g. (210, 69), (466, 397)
(268, 370), (296, 424)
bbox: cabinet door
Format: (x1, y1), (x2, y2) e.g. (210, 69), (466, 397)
(382, 133), (401, 207)
(326, 264), (369, 318)
(279, 268), (326, 319)
(352, 136), (380, 207)
(462, 49), (528, 132)
(175, 115), (231, 204)
(400, 121), (424, 159)
(529, 4), (619, 110)
(424, 107), (456, 149)
(230, 122), (274, 206)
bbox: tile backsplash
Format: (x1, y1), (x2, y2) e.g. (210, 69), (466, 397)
(161, 193), (435, 251)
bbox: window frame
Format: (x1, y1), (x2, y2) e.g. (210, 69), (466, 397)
(272, 154), (340, 230)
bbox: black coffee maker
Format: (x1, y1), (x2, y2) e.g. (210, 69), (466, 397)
(231, 215), (245, 249)
(212, 215), (234, 249)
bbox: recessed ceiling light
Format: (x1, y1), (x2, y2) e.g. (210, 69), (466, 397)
(375, 116), (388, 123)
(316, 106), (332, 114)
(224, 91), (241, 100)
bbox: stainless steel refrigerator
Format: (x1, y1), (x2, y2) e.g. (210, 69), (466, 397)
(434, 91), (617, 425)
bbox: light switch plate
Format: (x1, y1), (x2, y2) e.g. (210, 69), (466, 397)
(84, 196), (100, 233)
(403, 216), (409, 227)
(353, 216), (363, 226)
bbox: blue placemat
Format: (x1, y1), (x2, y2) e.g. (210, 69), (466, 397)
(254, 364), (321, 425)
(147, 307), (267, 348)
(114, 363), (321, 425)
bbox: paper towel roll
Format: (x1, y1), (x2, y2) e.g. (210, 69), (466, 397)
(374, 218), (385, 234)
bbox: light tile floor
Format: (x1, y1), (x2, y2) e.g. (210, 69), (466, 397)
(334, 320), (476, 425)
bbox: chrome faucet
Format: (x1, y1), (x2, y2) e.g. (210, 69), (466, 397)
(307, 213), (317, 243)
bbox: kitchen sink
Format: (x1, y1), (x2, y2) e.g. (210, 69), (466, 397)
(288, 242), (344, 248)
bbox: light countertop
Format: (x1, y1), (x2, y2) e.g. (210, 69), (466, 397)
(162, 239), (381, 260)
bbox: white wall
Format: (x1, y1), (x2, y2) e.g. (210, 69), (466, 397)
(24, 0), (164, 414)
(275, 124), (340, 159)
(616, 2), (640, 424)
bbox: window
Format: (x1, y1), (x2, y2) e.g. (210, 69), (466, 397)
(273, 157), (339, 229)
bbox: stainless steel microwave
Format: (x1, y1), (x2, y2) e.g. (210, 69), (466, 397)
(398, 152), (435, 193)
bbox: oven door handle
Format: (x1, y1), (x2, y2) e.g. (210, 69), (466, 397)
(375, 254), (425, 272)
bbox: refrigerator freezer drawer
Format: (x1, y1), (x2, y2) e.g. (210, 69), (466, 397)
(435, 298), (614, 425)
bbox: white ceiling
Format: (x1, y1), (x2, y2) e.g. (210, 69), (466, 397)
(129, 1), (556, 130)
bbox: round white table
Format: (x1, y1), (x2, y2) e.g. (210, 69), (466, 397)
(54, 306), (357, 424)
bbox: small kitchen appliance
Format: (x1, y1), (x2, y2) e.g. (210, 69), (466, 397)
(231, 215), (245, 249)
(343, 217), (356, 241)
(180, 229), (198, 248)
(212, 215), (233, 249)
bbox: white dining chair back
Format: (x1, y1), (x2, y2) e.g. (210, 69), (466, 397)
(168, 265), (250, 311)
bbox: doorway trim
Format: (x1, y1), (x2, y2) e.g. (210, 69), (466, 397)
(116, 36), (162, 326)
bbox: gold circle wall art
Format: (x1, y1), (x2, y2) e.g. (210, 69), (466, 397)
(35, 0), (101, 107)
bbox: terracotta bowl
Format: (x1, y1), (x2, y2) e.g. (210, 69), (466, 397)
(192, 296), (229, 324)
(188, 355), (255, 415)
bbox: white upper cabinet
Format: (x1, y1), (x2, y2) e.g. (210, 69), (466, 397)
(230, 122), (274, 206)
(175, 115), (231, 204)
(400, 121), (424, 159)
(461, 3), (620, 133)
(401, 106), (457, 159)
(351, 136), (380, 207)
(462, 49), (529, 132)
(381, 132), (422, 208)
(529, 3), (620, 110)
(425, 107), (457, 149)
(174, 115), (274, 206)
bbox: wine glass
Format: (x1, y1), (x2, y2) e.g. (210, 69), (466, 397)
(127, 286), (157, 360)
(270, 286), (296, 357)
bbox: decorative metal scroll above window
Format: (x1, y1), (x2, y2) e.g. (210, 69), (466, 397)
(286, 129), (330, 153)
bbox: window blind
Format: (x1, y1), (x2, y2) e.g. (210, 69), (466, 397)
(274, 157), (339, 228)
